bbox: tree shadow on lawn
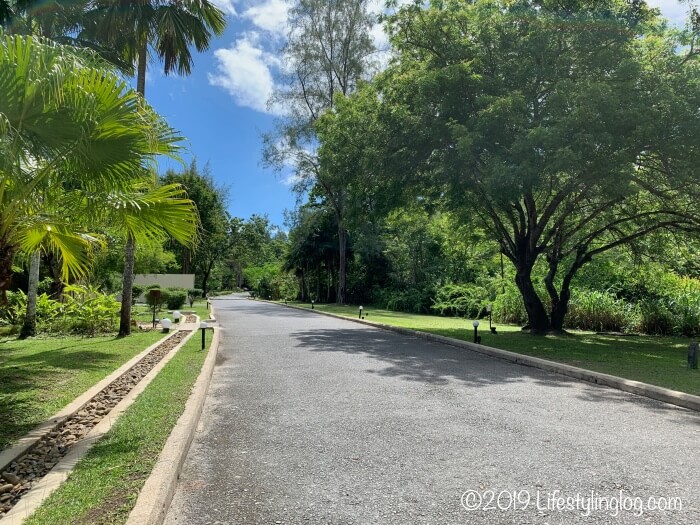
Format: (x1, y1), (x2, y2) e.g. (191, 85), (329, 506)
(291, 327), (700, 427)
(0, 345), (126, 449)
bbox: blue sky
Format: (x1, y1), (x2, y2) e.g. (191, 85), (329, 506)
(142, 0), (690, 228)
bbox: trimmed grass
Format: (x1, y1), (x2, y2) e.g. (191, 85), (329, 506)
(24, 332), (209, 525)
(0, 331), (165, 449)
(288, 302), (700, 396)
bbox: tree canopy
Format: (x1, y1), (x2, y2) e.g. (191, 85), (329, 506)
(317, 0), (700, 332)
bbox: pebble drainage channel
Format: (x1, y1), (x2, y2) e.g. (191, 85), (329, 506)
(0, 330), (191, 517)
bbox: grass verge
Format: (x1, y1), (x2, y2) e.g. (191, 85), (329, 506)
(0, 331), (165, 449)
(23, 332), (209, 525)
(288, 302), (700, 396)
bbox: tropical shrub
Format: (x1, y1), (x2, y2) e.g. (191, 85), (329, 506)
(431, 283), (489, 317)
(566, 289), (636, 333)
(165, 288), (187, 309)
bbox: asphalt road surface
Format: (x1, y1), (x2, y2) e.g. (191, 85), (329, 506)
(164, 295), (700, 524)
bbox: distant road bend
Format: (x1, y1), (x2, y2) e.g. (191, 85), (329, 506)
(165, 294), (700, 524)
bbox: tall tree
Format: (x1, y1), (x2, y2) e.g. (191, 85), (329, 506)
(85, 0), (226, 335)
(265, 0), (375, 304)
(162, 161), (229, 296)
(364, 0), (700, 332)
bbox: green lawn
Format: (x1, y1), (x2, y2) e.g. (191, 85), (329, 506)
(23, 332), (209, 525)
(131, 299), (213, 325)
(288, 302), (700, 396)
(0, 331), (165, 450)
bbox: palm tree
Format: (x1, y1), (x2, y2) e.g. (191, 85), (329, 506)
(0, 32), (180, 305)
(82, 0), (225, 336)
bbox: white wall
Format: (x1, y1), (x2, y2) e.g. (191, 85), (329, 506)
(132, 274), (196, 302)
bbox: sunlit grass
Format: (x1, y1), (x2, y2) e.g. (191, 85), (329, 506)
(24, 334), (209, 525)
(0, 331), (165, 450)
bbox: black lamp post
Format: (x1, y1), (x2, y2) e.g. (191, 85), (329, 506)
(473, 320), (480, 344)
(359, 305), (364, 319)
(200, 321), (209, 350)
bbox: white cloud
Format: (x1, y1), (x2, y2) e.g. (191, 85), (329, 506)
(647, 0), (692, 26)
(211, 0), (237, 16)
(242, 0), (290, 35)
(282, 172), (304, 186)
(208, 33), (282, 114)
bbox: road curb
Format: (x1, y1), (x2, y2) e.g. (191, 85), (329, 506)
(267, 300), (700, 413)
(0, 327), (198, 525)
(125, 307), (220, 525)
(0, 330), (176, 474)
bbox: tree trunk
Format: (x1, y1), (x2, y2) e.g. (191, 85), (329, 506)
(550, 286), (571, 332)
(182, 247), (190, 273)
(45, 252), (64, 300)
(19, 250), (40, 339)
(514, 268), (550, 333)
(0, 240), (16, 306)
(117, 40), (146, 337)
(136, 39), (147, 97)
(337, 225), (347, 305)
(118, 234), (136, 337)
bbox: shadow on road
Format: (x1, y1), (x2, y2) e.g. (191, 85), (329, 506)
(291, 327), (700, 426)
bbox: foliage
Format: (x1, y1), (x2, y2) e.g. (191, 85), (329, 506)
(0, 285), (120, 335)
(565, 289), (636, 333)
(59, 284), (120, 335)
(165, 288), (187, 310)
(318, 0), (700, 332)
(0, 33), (180, 303)
(162, 161), (229, 295)
(132, 284), (146, 302)
(244, 263), (298, 301)
(431, 283), (490, 318)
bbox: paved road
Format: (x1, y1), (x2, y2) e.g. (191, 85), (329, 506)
(164, 295), (700, 524)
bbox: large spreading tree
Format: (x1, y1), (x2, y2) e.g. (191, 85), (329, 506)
(327, 0), (700, 332)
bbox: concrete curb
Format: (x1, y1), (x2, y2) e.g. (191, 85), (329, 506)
(0, 330), (176, 473)
(0, 325), (198, 525)
(125, 306), (220, 525)
(267, 300), (700, 413)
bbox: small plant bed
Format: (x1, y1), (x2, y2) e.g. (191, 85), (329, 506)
(288, 302), (700, 396)
(0, 331), (165, 450)
(131, 299), (211, 327)
(22, 332), (210, 525)
(0, 330), (190, 518)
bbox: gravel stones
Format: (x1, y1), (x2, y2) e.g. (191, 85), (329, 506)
(0, 330), (190, 518)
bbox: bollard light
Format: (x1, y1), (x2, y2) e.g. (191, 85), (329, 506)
(472, 320), (480, 344)
(161, 318), (172, 333)
(173, 311), (182, 323)
(311, 300), (315, 310)
(359, 305), (364, 319)
(200, 321), (209, 350)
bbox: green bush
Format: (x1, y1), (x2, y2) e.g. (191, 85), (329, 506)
(375, 287), (434, 313)
(165, 288), (187, 310)
(131, 284), (146, 302)
(431, 282), (489, 317)
(566, 289), (635, 333)
(0, 286), (119, 335)
(57, 284), (120, 335)
(145, 287), (168, 309)
(492, 285), (528, 325)
(188, 288), (203, 299)
(637, 299), (674, 335)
